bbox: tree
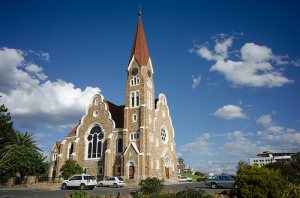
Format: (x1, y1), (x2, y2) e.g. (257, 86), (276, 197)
(138, 177), (165, 195)
(237, 164), (288, 198)
(0, 131), (41, 160)
(60, 160), (83, 178)
(178, 157), (184, 165)
(0, 104), (15, 160)
(0, 146), (48, 182)
(291, 152), (300, 171)
(236, 160), (252, 175)
(265, 162), (299, 184)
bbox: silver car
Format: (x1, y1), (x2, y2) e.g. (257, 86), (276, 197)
(98, 177), (125, 188)
(178, 176), (193, 182)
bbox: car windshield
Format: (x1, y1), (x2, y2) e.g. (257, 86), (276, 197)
(118, 177), (124, 181)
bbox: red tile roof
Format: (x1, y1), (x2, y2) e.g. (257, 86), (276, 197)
(103, 100), (124, 128)
(55, 141), (61, 149)
(67, 125), (78, 136)
(129, 16), (150, 66)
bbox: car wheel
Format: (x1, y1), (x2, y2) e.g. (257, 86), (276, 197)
(61, 183), (67, 190)
(80, 184), (86, 190)
(113, 183), (118, 188)
(99, 183), (103, 187)
(211, 183), (217, 189)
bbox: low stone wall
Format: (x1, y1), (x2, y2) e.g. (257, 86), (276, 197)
(4, 182), (60, 189)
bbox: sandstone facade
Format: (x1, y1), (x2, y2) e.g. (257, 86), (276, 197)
(48, 14), (178, 184)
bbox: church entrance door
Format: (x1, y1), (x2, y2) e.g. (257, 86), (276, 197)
(129, 166), (134, 179)
(165, 168), (170, 179)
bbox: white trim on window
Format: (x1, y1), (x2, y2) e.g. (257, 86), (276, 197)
(130, 90), (140, 108)
(130, 132), (140, 141)
(132, 114), (137, 122)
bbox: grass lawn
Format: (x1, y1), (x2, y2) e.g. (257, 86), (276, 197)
(179, 173), (203, 180)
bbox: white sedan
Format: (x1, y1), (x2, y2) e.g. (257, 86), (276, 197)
(98, 177), (125, 188)
(178, 176), (193, 182)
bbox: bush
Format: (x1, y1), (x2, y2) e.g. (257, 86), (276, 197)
(196, 178), (205, 182)
(237, 164), (288, 198)
(175, 187), (212, 198)
(282, 183), (300, 198)
(138, 177), (165, 195)
(264, 162), (299, 184)
(60, 160), (83, 178)
(69, 190), (89, 198)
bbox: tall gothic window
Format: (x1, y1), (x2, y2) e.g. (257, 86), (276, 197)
(130, 91), (140, 108)
(87, 126), (104, 159)
(116, 137), (123, 153)
(69, 142), (74, 158)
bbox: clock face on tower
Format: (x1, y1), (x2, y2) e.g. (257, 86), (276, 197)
(131, 68), (138, 76)
(147, 70), (151, 78)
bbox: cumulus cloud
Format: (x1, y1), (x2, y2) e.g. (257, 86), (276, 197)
(257, 114), (273, 127)
(0, 47), (101, 131)
(192, 74), (201, 89)
(181, 133), (213, 156)
(213, 105), (247, 120)
(190, 34), (295, 88)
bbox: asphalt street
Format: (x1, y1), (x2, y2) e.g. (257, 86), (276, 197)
(0, 182), (234, 198)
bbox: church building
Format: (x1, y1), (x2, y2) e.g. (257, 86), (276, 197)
(49, 12), (178, 183)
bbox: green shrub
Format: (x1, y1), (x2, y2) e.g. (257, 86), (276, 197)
(175, 187), (212, 198)
(237, 164), (288, 198)
(138, 177), (165, 195)
(265, 162), (299, 184)
(282, 183), (300, 198)
(69, 190), (89, 198)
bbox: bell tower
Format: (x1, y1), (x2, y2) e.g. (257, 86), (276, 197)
(123, 11), (155, 155)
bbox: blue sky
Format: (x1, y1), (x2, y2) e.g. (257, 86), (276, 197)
(1, 0), (299, 174)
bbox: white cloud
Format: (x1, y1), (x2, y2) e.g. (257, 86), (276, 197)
(181, 133), (214, 156)
(177, 153), (183, 157)
(190, 35), (295, 88)
(257, 114), (273, 127)
(29, 49), (50, 62)
(192, 74), (201, 89)
(0, 47), (100, 131)
(213, 105), (247, 120)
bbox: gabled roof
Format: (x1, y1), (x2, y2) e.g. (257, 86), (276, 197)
(129, 15), (150, 66)
(55, 141), (61, 149)
(103, 99), (124, 128)
(67, 125), (78, 136)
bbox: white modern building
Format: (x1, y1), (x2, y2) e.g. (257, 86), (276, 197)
(249, 151), (295, 167)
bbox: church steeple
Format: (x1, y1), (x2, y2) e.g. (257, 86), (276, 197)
(129, 12), (150, 66)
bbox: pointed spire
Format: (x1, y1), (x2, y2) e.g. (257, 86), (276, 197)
(129, 10), (150, 66)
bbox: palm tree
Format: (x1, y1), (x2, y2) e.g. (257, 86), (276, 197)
(0, 131), (41, 160)
(178, 157), (184, 165)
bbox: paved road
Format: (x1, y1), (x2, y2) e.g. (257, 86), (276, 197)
(0, 182), (233, 198)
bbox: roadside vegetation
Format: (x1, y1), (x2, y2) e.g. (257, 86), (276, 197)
(0, 103), (49, 184)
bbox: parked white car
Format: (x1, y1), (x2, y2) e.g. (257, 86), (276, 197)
(98, 177), (125, 188)
(61, 174), (97, 190)
(178, 176), (193, 182)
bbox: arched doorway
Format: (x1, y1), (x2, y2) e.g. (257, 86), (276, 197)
(127, 161), (135, 179)
(164, 157), (172, 179)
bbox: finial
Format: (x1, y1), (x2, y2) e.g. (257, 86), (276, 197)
(138, 5), (142, 16)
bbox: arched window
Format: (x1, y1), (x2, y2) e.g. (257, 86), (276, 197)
(87, 125), (104, 159)
(69, 142), (74, 158)
(116, 137), (123, 153)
